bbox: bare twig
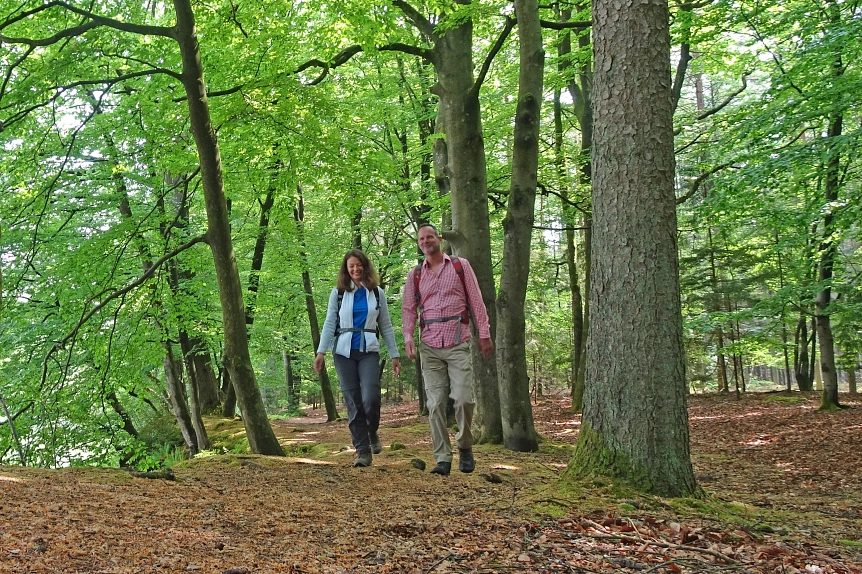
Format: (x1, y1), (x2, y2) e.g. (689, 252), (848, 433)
(583, 532), (740, 565)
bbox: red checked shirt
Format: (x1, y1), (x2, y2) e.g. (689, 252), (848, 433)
(402, 254), (491, 349)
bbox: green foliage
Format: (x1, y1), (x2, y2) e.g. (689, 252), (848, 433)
(138, 415), (186, 451)
(2, 0), (860, 470)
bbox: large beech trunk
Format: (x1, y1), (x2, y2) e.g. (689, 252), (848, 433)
(430, 15), (503, 445)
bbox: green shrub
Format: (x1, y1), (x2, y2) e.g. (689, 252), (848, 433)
(138, 414), (184, 449)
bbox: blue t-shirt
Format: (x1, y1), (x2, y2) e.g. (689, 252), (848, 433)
(351, 289), (368, 350)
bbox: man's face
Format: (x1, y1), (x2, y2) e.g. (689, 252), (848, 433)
(418, 226), (442, 257)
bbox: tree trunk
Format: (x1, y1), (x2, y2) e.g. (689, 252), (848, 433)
(565, 5), (594, 408)
(107, 391), (139, 441)
(172, 0), (283, 455)
(284, 351), (299, 413)
(554, 6), (590, 413)
(117, 167), (213, 442)
(430, 15), (503, 445)
(179, 331), (210, 451)
(245, 187), (275, 332)
(163, 345), (198, 455)
(222, 369), (237, 417)
(848, 366), (857, 395)
(294, 191), (340, 422)
(165, 183), (210, 451)
(816, 109), (843, 409)
(794, 313), (814, 391)
(567, 0), (699, 496)
(706, 229), (729, 393)
(190, 348), (221, 413)
(496, 0), (542, 453)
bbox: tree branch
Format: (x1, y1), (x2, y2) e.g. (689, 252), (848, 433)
(671, 42), (691, 113)
(695, 75), (748, 122)
(38, 234), (209, 397)
(379, 42), (433, 61)
(1, 1), (173, 40)
(473, 16), (516, 95)
(539, 19), (592, 30)
(673, 75), (748, 135)
(392, 0), (438, 39)
(676, 162), (734, 204)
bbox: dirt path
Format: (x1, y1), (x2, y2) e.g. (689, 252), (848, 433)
(1, 393), (860, 573)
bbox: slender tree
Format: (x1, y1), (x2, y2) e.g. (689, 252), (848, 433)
(496, 0), (543, 452)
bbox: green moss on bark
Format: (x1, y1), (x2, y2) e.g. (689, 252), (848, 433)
(565, 421), (654, 491)
(564, 421), (703, 498)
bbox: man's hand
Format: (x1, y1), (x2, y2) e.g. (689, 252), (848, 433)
(313, 352), (325, 374)
(392, 358), (402, 377)
(479, 337), (494, 358)
(405, 340), (417, 360)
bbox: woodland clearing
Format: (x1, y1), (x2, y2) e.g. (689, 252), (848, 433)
(1, 392), (861, 573)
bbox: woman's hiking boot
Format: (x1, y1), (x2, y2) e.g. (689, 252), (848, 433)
(370, 434), (383, 455)
(353, 451), (372, 467)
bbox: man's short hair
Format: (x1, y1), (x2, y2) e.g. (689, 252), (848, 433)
(418, 223), (440, 236)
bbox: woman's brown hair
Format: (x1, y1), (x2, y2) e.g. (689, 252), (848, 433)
(336, 249), (380, 292)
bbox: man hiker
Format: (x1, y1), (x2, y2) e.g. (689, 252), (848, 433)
(402, 224), (494, 476)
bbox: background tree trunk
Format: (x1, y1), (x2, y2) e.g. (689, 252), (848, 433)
(567, 0), (699, 496)
(431, 17), (503, 445)
(294, 191), (340, 422)
(816, 105), (843, 408)
(496, 0), (542, 452)
(163, 346), (198, 455)
(173, 0), (283, 455)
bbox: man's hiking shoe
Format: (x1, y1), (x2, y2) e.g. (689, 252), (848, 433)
(430, 461), (451, 476)
(458, 448), (475, 473)
(353, 452), (372, 467)
(370, 434), (383, 455)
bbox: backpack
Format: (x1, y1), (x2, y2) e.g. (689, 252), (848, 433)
(413, 256), (475, 331)
(335, 286), (383, 338)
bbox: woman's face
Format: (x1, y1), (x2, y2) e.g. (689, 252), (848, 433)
(347, 256), (365, 285)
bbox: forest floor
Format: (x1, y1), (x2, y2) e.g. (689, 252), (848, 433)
(2, 391), (861, 574)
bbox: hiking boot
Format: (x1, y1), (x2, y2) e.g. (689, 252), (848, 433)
(430, 461), (451, 476)
(353, 451), (372, 467)
(370, 434), (383, 455)
(458, 448), (475, 473)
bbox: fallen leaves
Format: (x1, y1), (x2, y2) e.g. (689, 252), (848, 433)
(0, 393), (860, 573)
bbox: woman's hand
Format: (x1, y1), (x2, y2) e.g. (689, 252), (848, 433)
(391, 357), (401, 378)
(313, 353), (325, 374)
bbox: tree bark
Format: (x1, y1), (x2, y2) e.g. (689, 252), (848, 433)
(496, 0), (542, 452)
(294, 191), (340, 422)
(429, 12), (503, 445)
(567, 0), (699, 496)
(816, 108), (843, 409)
(163, 345), (198, 455)
(172, 0), (283, 455)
